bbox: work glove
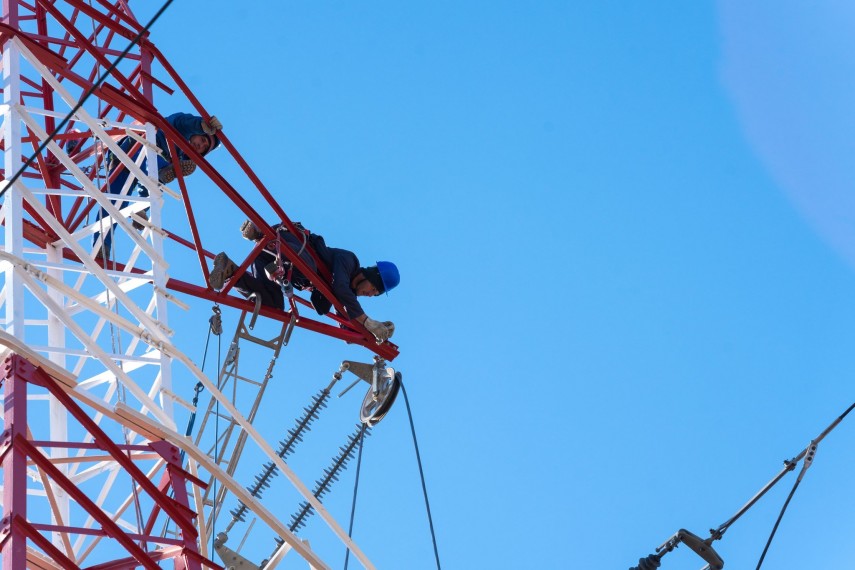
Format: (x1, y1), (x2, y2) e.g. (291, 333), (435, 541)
(201, 115), (222, 135)
(240, 219), (263, 241)
(364, 317), (394, 343)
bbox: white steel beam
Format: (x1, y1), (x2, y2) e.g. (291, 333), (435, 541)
(2, 35), (24, 339)
(45, 240), (71, 551)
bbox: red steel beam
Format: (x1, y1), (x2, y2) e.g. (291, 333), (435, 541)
(166, 278), (401, 361)
(0, 355), (30, 570)
(12, 516), (80, 569)
(28, 523), (185, 546)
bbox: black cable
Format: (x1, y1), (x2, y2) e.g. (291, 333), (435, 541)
(400, 380), (442, 570)
(755, 475), (802, 569)
(178, 319), (212, 464)
(343, 424), (368, 570)
(631, 402), (855, 570)
(0, 0), (175, 200)
(755, 402), (855, 568)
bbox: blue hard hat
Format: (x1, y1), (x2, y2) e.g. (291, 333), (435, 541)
(376, 261), (400, 293)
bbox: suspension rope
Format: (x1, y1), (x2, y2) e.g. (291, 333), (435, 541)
(93, 28), (146, 537)
(0, 0), (176, 200)
(211, 323), (223, 553)
(88, 0), (108, 264)
(160, 307), (221, 543)
(179, 306), (219, 464)
(343, 423), (368, 570)
(400, 379), (442, 570)
(112, 323), (146, 544)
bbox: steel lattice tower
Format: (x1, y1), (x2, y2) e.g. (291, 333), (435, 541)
(0, 2), (396, 568)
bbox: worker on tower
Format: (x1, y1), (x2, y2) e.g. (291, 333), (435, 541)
(208, 222), (399, 343)
(95, 112), (223, 256)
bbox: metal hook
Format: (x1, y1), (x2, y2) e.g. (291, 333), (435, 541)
(248, 294), (262, 330)
(209, 304), (223, 336)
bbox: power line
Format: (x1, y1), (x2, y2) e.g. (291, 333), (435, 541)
(629, 401), (855, 570)
(343, 424), (368, 570)
(400, 379), (442, 570)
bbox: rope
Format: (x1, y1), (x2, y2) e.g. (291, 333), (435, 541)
(400, 379), (442, 570)
(343, 424), (368, 570)
(92, 38), (146, 539)
(211, 324), (222, 553)
(110, 319), (145, 543)
(164, 307), (219, 542)
(0, 0), (176, 200)
(88, 0), (108, 265)
(178, 310), (216, 464)
(296, 229), (308, 257)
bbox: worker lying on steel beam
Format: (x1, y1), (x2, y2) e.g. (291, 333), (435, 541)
(208, 222), (399, 343)
(95, 112), (223, 257)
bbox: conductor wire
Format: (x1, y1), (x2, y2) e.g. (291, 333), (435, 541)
(400, 379), (442, 570)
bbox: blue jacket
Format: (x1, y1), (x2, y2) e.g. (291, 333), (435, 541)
(308, 234), (366, 320)
(108, 112), (220, 170)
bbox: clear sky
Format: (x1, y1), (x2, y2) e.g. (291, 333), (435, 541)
(131, 2), (855, 568)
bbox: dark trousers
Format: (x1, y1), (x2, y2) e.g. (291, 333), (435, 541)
(93, 138), (168, 251)
(235, 231), (318, 310)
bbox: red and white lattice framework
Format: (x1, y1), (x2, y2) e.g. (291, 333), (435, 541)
(0, 1), (390, 568)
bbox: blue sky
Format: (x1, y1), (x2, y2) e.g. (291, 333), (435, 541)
(134, 2), (855, 568)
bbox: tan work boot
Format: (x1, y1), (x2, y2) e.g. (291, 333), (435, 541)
(95, 242), (111, 262)
(131, 209), (149, 231)
(209, 252), (237, 290)
(158, 159), (197, 183)
(240, 219), (263, 241)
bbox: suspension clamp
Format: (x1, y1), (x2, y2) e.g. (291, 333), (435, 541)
(797, 440), (818, 481)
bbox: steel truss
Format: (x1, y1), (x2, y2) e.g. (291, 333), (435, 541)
(1, 350), (212, 570)
(0, 1), (387, 568)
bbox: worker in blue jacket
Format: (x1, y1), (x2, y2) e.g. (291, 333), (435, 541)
(208, 224), (399, 343)
(95, 112), (222, 257)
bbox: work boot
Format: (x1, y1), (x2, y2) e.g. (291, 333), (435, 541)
(131, 209), (149, 231)
(209, 252), (237, 290)
(63, 129), (83, 155)
(158, 159), (196, 184)
(240, 219), (263, 241)
(95, 242), (111, 261)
